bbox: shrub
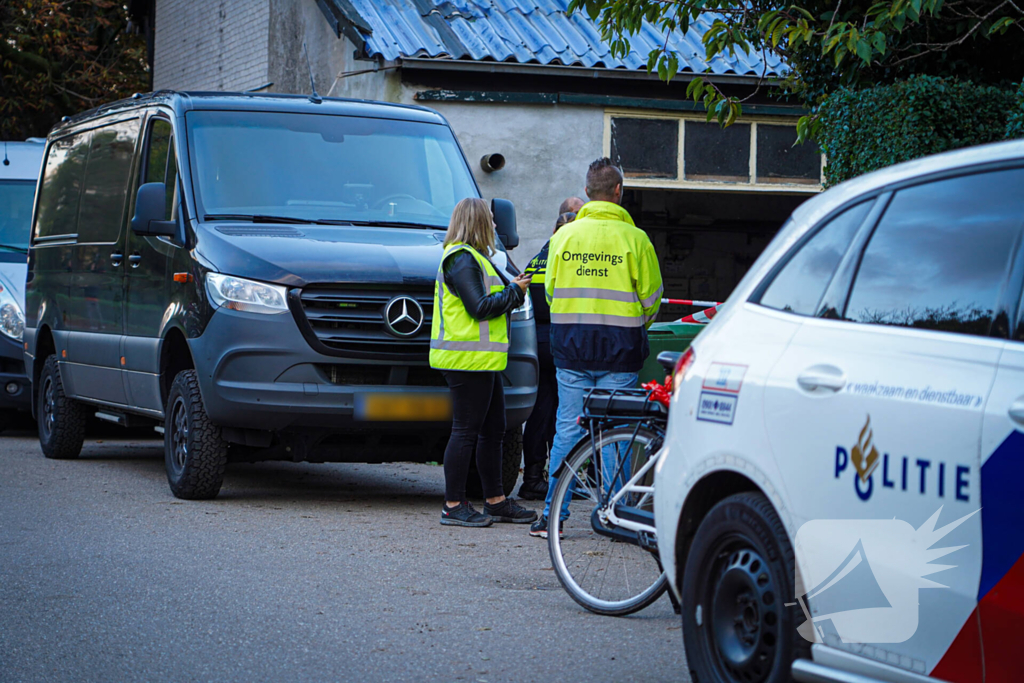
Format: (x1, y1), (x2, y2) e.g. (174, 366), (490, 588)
(1007, 81), (1024, 140)
(817, 76), (1017, 186)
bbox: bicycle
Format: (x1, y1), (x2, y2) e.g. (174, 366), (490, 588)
(547, 351), (682, 616)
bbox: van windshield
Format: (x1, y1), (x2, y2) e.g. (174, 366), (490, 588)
(0, 180), (35, 251)
(186, 111), (478, 228)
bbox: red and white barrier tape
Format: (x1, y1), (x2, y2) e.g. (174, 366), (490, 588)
(676, 305), (720, 324)
(661, 298), (722, 307)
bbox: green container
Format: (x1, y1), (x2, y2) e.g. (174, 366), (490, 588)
(638, 322), (704, 385)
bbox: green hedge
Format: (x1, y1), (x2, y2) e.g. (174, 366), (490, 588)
(817, 76), (1018, 186)
(1007, 81), (1024, 140)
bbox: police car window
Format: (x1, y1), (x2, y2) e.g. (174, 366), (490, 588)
(845, 168), (1024, 337)
(758, 201), (871, 315)
(77, 118), (140, 244)
(34, 132), (90, 239)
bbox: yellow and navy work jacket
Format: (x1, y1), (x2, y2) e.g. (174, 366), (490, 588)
(429, 242), (510, 372)
(524, 240), (552, 344)
(545, 201), (663, 373)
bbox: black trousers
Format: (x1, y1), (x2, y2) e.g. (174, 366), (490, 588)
(523, 340), (558, 469)
(442, 370), (506, 501)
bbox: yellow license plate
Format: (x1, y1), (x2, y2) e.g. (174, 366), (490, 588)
(355, 393), (452, 421)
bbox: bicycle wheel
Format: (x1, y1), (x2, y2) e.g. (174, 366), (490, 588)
(548, 424), (669, 616)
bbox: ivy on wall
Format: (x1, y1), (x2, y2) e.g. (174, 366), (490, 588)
(817, 75), (1020, 186)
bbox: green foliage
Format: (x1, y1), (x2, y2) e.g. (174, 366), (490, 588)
(0, 0), (148, 140)
(1007, 82), (1024, 139)
(568, 0), (1023, 136)
(816, 76), (1016, 186)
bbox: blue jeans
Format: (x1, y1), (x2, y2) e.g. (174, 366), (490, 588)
(543, 368), (639, 520)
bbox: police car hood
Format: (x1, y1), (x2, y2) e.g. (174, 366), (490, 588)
(195, 222), (446, 288)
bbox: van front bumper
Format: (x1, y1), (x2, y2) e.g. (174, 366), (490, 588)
(188, 307), (538, 433)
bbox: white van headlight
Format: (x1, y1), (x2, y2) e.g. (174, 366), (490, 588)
(511, 291), (533, 321)
(0, 285), (24, 341)
(206, 273), (289, 315)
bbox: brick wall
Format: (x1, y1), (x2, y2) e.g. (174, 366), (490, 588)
(154, 0), (271, 91)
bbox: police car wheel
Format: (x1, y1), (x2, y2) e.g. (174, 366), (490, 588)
(681, 492), (808, 683)
(164, 370), (227, 500)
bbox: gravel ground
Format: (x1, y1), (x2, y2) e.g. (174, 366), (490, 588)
(0, 429), (688, 682)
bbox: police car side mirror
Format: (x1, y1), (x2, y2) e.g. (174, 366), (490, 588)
(131, 182), (177, 238)
(492, 198), (518, 250)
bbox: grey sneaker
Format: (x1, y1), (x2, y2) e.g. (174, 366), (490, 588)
(484, 497), (538, 524)
(441, 501), (493, 527)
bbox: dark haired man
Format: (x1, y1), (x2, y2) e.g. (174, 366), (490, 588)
(518, 198), (584, 500)
(530, 159), (663, 538)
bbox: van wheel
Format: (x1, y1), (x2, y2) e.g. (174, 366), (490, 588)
(164, 369), (227, 500)
(681, 492), (809, 683)
(465, 426), (522, 499)
(38, 354), (87, 459)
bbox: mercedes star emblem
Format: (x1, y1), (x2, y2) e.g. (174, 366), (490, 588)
(383, 296), (425, 337)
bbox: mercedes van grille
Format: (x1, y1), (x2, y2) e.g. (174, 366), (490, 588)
(296, 286), (433, 358)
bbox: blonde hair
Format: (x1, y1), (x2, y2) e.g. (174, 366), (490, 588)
(444, 197), (495, 255)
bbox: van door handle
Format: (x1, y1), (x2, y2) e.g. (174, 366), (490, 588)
(797, 365), (847, 393)
(1009, 398), (1024, 425)
(110, 251), (123, 267)
(128, 253), (142, 268)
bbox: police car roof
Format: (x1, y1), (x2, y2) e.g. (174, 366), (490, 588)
(0, 140), (45, 181)
(48, 91), (446, 138)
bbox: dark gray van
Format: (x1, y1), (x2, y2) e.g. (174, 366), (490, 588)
(25, 91), (537, 499)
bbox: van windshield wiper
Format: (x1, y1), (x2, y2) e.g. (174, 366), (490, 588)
(0, 243), (28, 254)
(204, 213), (314, 225)
(318, 219), (442, 230)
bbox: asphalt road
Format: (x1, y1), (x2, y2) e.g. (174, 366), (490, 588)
(0, 428), (688, 682)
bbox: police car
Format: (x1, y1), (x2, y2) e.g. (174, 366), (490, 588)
(654, 139), (1024, 683)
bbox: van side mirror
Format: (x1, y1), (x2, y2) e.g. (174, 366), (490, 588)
(131, 182), (177, 237)
(491, 198), (518, 250)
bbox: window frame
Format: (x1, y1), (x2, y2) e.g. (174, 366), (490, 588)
(132, 109), (188, 248)
(603, 108), (824, 193)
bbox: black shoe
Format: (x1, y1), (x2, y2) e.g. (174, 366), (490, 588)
(484, 498), (538, 524)
(441, 501), (493, 527)
(529, 516), (562, 539)
(518, 478), (547, 501)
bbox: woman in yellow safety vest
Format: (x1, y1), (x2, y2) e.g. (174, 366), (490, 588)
(431, 198), (538, 527)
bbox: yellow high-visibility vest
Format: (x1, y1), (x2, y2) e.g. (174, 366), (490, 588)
(429, 242), (510, 372)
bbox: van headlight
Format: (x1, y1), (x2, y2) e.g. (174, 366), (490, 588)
(206, 273), (289, 315)
(510, 291), (533, 321)
(0, 285), (24, 341)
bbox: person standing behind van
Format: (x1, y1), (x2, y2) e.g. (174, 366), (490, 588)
(431, 198), (539, 527)
(518, 199), (583, 500)
(530, 159), (663, 538)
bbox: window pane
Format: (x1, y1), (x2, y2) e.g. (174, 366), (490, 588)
(145, 119), (177, 221)
(78, 119), (140, 244)
(756, 124), (821, 185)
(610, 117), (678, 178)
(0, 180), (37, 249)
(760, 201), (871, 315)
(34, 133), (90, 239)
(684, 122), (750, 182)
(846, 169), (1024, 337)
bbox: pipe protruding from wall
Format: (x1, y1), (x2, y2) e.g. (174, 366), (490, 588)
(480, 154), (505, 173)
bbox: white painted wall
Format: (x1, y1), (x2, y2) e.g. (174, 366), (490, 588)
(154, 0), (270, 91)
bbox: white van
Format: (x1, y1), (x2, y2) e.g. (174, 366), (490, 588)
(655, 139), (1024, 683)
(0, 140), (43, 427)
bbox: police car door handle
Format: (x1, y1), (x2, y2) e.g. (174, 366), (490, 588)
(797, 366), (846, 393)
(1008, 398), (1024, 425)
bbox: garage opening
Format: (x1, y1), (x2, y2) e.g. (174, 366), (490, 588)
(621, 188), (812, 322)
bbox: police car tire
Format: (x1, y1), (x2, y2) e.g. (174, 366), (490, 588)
(38, 354), (88, 460)
(681, 492), (809, 683)
(164, 370), (227, 500)
(465, 426), (521, 499)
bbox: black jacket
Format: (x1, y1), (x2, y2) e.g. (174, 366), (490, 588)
(442, 251), (525, 321)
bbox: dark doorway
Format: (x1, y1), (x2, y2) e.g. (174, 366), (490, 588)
(621, 188), (812, 321)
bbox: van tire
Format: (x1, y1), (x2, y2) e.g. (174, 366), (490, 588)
(681, 491), (809, 683)
(164, 369), (227, 500)
(465, 426), (522, 499)
(38, 354), (88, 460)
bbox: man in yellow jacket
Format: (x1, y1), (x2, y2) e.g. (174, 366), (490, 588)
(530, 158), (663, 538)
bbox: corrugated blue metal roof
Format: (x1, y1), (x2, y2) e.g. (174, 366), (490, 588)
(328, 0), (786, 77)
